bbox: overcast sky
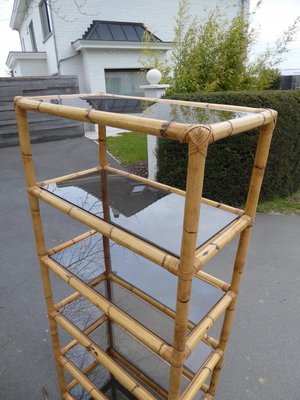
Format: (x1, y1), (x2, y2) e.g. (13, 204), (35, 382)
(0, 0), (300, 76)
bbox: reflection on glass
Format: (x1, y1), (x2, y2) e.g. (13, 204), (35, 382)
(66, 323), (205, 400)
(81, 95), (250, 124)
(44, 171), (238, 256)
(51, 233), (223, 326)
(55, 233), (214, 399)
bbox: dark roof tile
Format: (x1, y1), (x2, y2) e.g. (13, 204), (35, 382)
(82, 20), (162, 42)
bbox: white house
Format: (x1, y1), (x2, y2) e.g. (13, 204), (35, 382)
(6, 0), (249, 95)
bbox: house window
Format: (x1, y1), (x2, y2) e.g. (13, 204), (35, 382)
(29, 21), (37, 52)
(105, 69), (147, 96)
(40, 0), (52, 40)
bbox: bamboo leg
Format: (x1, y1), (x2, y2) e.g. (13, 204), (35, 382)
(208, 120), (276, 396)
(15, 106), (67, 397)
(168, 131), (210, 400)
(98, 124), (116, 386)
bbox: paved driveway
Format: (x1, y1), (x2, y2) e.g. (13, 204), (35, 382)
(0, 138), (299, 400)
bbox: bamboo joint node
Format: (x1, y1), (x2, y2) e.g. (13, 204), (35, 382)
(178, 124), (212, 155)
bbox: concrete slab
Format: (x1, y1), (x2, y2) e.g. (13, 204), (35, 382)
(0, 137), (299, 400)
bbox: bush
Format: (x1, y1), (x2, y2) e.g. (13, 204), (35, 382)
(156, 91), (300, 206)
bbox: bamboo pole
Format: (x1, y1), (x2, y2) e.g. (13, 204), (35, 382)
(61, 315), (107, 355)
(63, 393), (76, 400)
(59, 355), (108, 400)
(180, 350), (223, 400)
(26, 91), (264, 115)
(67, 360), (99, 391)
(201, 394), (214, 400)
(109, 273), (219, 350)
(194, 270), (230, 292)
(185, 292), (236, 352)
(105, 165), (186, 196)
(30, 186), (230, 293)
(108, 273), (195, 331)
(203, 335), (219, 350)
(207, 118), (276, 397)
(105, 165), (243, 215)
(41, 255), (175, 363)
(51, 311), (157, 400)
(15, 97), (186, 141)
(37, 166), (102, 187)
(168, 128), (211, 400)
(15, 96), (274, 146)
(54, 273), (106, 310)
(210, 109), (276, 143)
(48, 230), (96, 255)
(98, 124), (116, 379)
(15, 105), (67, 396)
(110, 349), (168, 399)
(195, 215), (252, 268)
(28, 185), (179, 272)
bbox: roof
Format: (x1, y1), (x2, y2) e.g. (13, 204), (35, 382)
(82, 20), (162, 42)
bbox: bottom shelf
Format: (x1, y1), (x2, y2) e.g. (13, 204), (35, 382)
(63, 320), (206, 400)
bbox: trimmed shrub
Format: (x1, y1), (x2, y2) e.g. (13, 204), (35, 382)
(157, 91), (300, 206)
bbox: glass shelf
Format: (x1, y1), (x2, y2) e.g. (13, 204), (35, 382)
(40, 93), (251, 125)
(52, 233), (224, 326)
(65, 321), (205, 400)
(44, 170), (238, 257)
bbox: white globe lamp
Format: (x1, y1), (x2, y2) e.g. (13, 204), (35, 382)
(146, 69), (162, 85)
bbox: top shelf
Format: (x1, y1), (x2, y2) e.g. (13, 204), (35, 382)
(15, 93), (276, 144)
(34, 94), (252, 125)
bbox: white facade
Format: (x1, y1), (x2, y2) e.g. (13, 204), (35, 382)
(7, 0), (249, 93)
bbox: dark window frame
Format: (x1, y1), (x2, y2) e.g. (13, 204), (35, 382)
(39, 0), (53, 41)
(28, 21), (37, 52)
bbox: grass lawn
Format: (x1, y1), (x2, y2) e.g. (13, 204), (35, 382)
(257, 190), (300, 215)
(105, 132), (299, 215)
(106, 132), (147, 165)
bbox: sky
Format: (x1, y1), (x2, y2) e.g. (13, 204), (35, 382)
(0, 0), (300, 76)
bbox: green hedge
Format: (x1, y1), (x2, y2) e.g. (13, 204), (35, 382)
(156, 91), (300, 206)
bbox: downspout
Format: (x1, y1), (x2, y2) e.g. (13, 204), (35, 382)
(48, 0), (60, 75)
(48, 1), (79, 75)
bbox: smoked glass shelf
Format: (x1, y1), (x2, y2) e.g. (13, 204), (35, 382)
(42, 170), (239, 256)
(15, 92), (276, 400)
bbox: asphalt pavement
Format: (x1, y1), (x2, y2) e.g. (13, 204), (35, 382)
(0, 137), (299, 400)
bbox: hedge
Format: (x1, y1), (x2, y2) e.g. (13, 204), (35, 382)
(156, 91), (300, 206)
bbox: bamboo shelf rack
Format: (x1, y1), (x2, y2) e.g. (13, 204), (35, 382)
(15, 92), (277, 400)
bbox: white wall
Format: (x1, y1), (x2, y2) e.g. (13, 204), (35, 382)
(17, 1), (57, 74)
(52, 0), (246, 61)
(14, 0), (248, 82)
(59, 53), (87, 92)
(80, 47), (157, 93)
(11, 58), (48, 76)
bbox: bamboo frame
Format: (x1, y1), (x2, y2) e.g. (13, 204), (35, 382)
(180, 350), (223, 400)
(42, 254), (177, 363)
(16, 93), (277, 400)
(67, 360), (100, 391)
(37, 162), (243, 216)
(30, 186), (235, 291)
(59, 355), (108, 400)
(15, 95), (275, 143)
(15, 106), (67, 397)
(168, 134), (210, 400)
(51, 311), (157, 400)
(207, 119), (276, 397)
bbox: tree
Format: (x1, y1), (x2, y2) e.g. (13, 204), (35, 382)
(140, 0), (300, 92)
